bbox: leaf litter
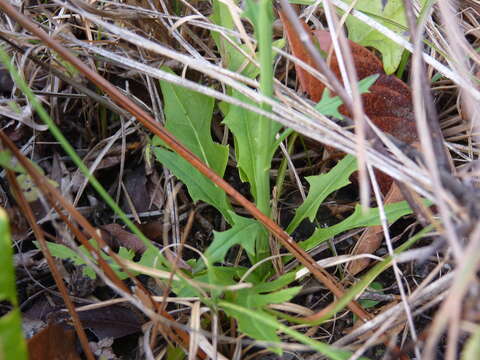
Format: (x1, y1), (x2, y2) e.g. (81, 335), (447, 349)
(0, 0), (479, 359)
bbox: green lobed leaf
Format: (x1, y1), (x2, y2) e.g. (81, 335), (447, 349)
(0, 208), (28, 360)
(220, 301), (366, 359)
(156, 67), (229, 176)
(224, 284), (301, 352)
(223, 305), (282, 348)
(153, 67), (232, 223)
(174, 265), (247, 298)
(36, 239), (135, 280)
(359, 281), (383, 309)
(223, 90), (282, 200)
(253, 272), (297, 293)
(0, 156), (58, 203)
(315, 74), (379, 118)
(299, 200), (414, 251)
(205, 213), (266, 265)
(152, 148), (233, 223)
(211, 1), (284, 267)
(138, 246), (168, 270)
(35, 240), (88, 266)
(0, 310), (28, 360)
(286, 155), (357, 234)
(206, 265), (251, 300)
(166, 345), (185, 360)
(353, 281), (384, 322)
(0, 210), (16, 305)
(211, 0), (258, 78)
(243, 0), (259, 30)
(0, 150), (24, 173)
(343, 0), (426, 74)
(237, 286), (302, 309)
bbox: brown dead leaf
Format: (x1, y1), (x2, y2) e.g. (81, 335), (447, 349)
(0, 67), (14, 93)
(78, 305), (143, 340)
(122, 167), (151, 213)
(347, 182), (405, 275)
(278, 10), (417, 154)
(27, 323), (80, 360)
(279, 9), (419, 274)
(100, 223), (147, 253)
(278, 9), (322, 101)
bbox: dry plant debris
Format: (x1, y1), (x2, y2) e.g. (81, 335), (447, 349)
(0, 0), (480, 359)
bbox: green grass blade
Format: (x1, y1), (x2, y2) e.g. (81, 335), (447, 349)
(0, 45), (155, 252)
(219, 301), (368, 359)
(0, 208), (28, 360)
(299, 200), (416, 251)
(286, 155), (357, 234)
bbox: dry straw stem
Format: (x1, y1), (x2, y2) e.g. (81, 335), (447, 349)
(0, 0), (374, 322)
(366, 163), (420, 359)
(334, 271), (453, 348)
(6, 170), (95, 360)
(51, 0), (441, 201)
(424, 224), (480, 359)
(332, 0), (480, 101)
(321, 0), (371, 210)
(409, 2), (464, 267)
(0, 131), (201, 355)
(3, 0), (480, 356)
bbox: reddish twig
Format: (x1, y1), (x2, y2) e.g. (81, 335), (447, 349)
(6, 171), (95, 360)
(0, 1), (371, 322)
(0, 131), (203, 357)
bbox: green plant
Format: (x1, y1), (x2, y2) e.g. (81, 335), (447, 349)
(290, 0), (430, 74)
(0, 208), (28, 360)
(147, 0), (420, 353)
(0, 2), (426, 357)
(0, 45), (155, 253)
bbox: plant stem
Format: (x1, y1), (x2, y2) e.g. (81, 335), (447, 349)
(0, 46), (156, 252)
(255, 0), (275, 261)
(274, 132), (298, 202)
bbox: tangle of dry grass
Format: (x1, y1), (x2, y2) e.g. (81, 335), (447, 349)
(1, 0), (480, 359)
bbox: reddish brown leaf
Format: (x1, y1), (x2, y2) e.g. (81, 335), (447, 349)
(27, 324), (80, 360)
(278, 9), (321, 101)
(347, 182), (405, 275)
(310, 29), (384, 102)
(100, 223), (147, 253)
(279, 9), (420, 274)
(279, 10), (417, 150)
(137, 220), (164, 241)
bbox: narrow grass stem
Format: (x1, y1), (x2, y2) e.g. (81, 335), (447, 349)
(274, 133), (298, 202)
(255, 0), (275, 261)
(0, 46), (155, 252)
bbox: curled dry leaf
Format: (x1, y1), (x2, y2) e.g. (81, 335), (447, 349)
(346, 182), (405, 275)
(279, 9), (419, 274)
(27, 323), (80, 360)
(100, 223), (147, 254)
(278, 9), (418, 156)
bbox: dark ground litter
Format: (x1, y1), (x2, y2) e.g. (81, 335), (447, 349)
(2, 1), (476, 357)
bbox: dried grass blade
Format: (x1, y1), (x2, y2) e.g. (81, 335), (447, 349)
(0, 0), (372, 322)
(6, 171), (95, 360)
